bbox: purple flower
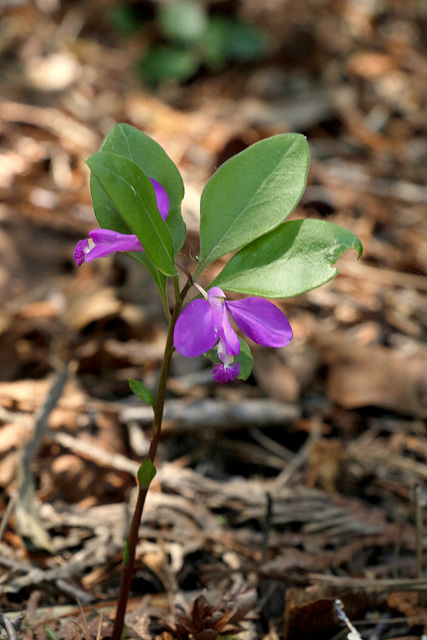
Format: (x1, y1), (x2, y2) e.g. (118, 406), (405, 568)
(74, 178), (169, 266)
(74, 229), (144, 266)
(212, 338), (241, 384)
(174, 286), (293, 383)
(149, 178), (169, 220)
(212, 362), (240, 384)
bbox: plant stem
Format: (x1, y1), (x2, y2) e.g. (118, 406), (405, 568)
(111, 280), (183, 640)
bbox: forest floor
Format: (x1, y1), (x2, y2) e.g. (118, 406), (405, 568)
(0, 1), (427, 639)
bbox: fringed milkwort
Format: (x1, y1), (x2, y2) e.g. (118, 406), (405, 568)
(73, 178), (169, 266)
(173, 286), (293, 383)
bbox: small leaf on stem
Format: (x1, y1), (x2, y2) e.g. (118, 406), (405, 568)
(137, 460), (157, 489)
(129, 379), (156, 408)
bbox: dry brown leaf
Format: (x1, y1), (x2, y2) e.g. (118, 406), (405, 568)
(306, 439), (342, 492)
(284, 585), (376, 640)
(315, 332), (427, 417)
(0, 423), (29, 454)
(347, 51), (397, 79)
(0, 378), (87, 413)
(386, 592), (426, 624)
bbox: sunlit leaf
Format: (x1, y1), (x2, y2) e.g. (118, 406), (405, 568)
(198, 134), (310, 272)
(88, 151), (177, 276)
(212, 219), (363, 297)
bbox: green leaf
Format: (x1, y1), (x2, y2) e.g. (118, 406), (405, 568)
(198, 134), (310, 272)
(87, 151), (177, 276)
(138, 45), (201, 86)
(89, 123), (184, 307)
(203, 19), (228, 70)
(211, 219), (363, 298)
(86, 184), (168, 307)
(137, 459), (157, 488)
(159, 0), (207, 44)
(91, 123), (186, 256)
(129, 378), (155, 407)
(204, 17), (267, 65)
(204, 337), (253, 381)
(224, 19), (267, 62)
(107, 6), (142, 37)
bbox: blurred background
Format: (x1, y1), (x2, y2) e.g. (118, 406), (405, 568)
(1, 0), (427, 637)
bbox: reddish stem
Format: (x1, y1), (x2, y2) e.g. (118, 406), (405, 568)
(111, 293), (182, 640)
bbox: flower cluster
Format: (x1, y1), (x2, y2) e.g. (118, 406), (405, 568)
(73, 178), (168, 266)
(74, 177), (293, 383)
(174, 286), (293, 383)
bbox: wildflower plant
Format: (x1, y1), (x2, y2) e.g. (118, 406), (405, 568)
(74, 123), (362, 638)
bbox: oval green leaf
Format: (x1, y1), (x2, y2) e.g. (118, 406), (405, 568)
(87, 151), (177, 276)
(137, 459), (157, 489)
(129, 378), (155, 408)
(159, 0), (207, 44)
(139, 46), (201, 86)
(211, 219), (363, 298)
(198, 134), (310, 271)
(91, 123), (186, 256)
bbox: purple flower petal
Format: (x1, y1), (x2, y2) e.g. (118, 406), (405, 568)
(217, 308), (240, 355)
(226, 298), (293, 347)
(85, 241), (137, 262)
(73, 177), (169, 266)
(208, 287), (226, 299)
(212, 362), (240, 384)
(174, 299), (218, 357)
(89, 230), (143, 252)
(73, 239), (90, 266)
(89, 229), (127, 243)
(216, 338), (230, 364)
(74, 231), (144, 266)
(150, 178), (169, 220)
(83, 244), (114, 263)
(207, 288), (240, 356)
